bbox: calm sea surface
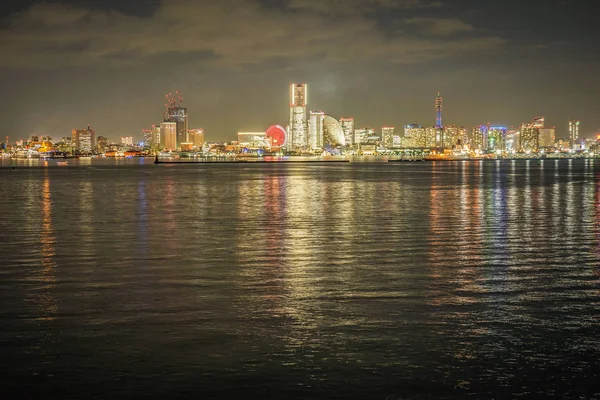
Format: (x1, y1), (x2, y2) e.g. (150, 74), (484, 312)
(1, 158), (600, 399)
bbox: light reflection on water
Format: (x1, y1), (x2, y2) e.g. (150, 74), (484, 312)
(1, 159), (600, 399)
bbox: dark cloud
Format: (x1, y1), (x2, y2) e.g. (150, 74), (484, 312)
(0, 0), (504, 69)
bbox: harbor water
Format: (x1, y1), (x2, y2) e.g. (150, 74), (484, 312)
(1, 158), (599, 399)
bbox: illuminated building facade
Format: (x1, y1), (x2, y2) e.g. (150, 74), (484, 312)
(520, 126), (539, 152)
(354, 128), (375, 145)
(381, 127), (395, 148)
(403, 124), (424, 148)
(539, 128), (556, 148)
(340, 117), (355, 146)
(142, 129), (153, 145)
(238, 132), (268, 148)
(160, 122), (177, 150)
(121, 136), (134, 146)
(288, 83), (308, 150)
(189, 129), (205, 148)
(444, 126), (468, 147)
(97, 136), (108, 153)
(167, 107), (188, 148)
(470, 126), (486, 151)
(72, 125), (95, 153)
(309, 110), (325, 149)
(150, 125), (161, 147)
(532, 117), (545, 128)
(487, 126), (507, 152)
(435, 92), (443, 129)
(425, 127), (437, 148)
(505, 130), (519, 152)
(569, 120), (580, 148)
(323, 116), (345, 147)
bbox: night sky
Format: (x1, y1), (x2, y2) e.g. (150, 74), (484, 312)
(1, 0), (597, 142)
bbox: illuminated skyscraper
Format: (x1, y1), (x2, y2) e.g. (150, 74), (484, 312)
(340, 117), (355, 146)
(160, 122), (177, 150)
(150, 125), (161, 147)
(539, 128), (556, 148)
(308, 110), (325, 149)
(288, 83), (308, 150)
(520, 123), (539, 153)
(381, 127), (395, 148)
(72, 125), (95, 153)
(189, 129), (205, 148)
(470, 126), (487, 151)
(142, 129), (153, 145)
(435, 93), (443, 129)
(404, 124), (424, 148)
(487, 126), (507, 152)
(163, 91), (188, 149)
(167, 107), (188, 148)
(444, 126), (468, 148)
(569, 120), (580, 147)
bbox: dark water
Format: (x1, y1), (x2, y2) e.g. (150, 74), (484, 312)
(1, 158), (600, 399)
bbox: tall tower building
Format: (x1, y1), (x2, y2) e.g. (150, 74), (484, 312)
(167, 107), (188, 148)
(435, 92), (443, 129)
(569, 120), (580, 148)
(308, 110), (325, 149)
(163, 91), (188, 149)
(288, 83), (308, 150)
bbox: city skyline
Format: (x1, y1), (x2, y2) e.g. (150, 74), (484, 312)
(1, 0), (597, 141)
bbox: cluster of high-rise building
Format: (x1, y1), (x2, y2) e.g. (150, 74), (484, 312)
(143, 91), (205, 152)
(0, 84), (592, 157)
(266, 83), (586, 155)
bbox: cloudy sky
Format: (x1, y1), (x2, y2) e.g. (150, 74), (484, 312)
(0, 0), (597, 141)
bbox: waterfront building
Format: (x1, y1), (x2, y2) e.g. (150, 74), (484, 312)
(470, 126), (486, 151)
(569, 120), (580, 148)
(97, 136), (108, 153)
(189, 129), (205, 148)
(323, 116), (345, 147)
(72, 125), (95, 153)
(121, 136), (134, 146)
(354, 128), (375, 145)
(505, 130), (519, 152)
(382, 126), (395, 148)
(487, 126), (507, 152)
(150, 125), (161, 148)
(160, 122), (177, 150)
(340, 117), (355, 147)
(435, 92), (443, 129)
(539, 128), (556, 148)
(425, 127), (437, 148)
(309, 110), (325, 149)
(288, 83), (308, 150)
(142, 129), (153, 146)
(166, 107), (188, 148)
(520, 125), (539, 153)
(444, 126), (468, 148)
(403, 125), (425, 148)
(238, 132), (268, 148)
